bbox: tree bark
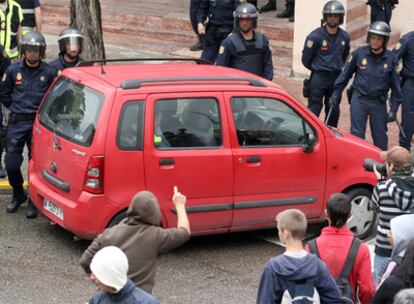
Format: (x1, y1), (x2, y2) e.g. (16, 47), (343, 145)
(70, 0), (106, 60)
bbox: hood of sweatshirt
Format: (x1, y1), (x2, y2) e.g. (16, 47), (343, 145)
(126, 191), (162, 226)
(269, 253), (322, 281)
(386, 174), (414, 211)
(390, 214), (414, 260)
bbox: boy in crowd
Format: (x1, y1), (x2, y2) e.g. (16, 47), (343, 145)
(306, 193), (375, 303)
(256, 209), (340, 303)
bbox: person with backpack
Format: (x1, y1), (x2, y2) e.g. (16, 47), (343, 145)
(256, 209), (341, 304)
(306, 193), (375, 304)
(372, 239), (414, 303)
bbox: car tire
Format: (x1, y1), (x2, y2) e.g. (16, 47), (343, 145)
(345, 188), (377, 239)
(107, 210), (128, 228)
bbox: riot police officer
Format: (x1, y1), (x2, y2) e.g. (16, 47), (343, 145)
(367, 0), (398, 25)
(331, 21), (402, 151)
(197, 0), (241, 63)
(393, 31), (414, 151)
(49, 27), (84, 74)
(215, 2), (273, 80)
(0, 31), (55, 218)
(15, 0), (41, 34)
(0, 45), (10, 178)
(302, 1), (350, 127)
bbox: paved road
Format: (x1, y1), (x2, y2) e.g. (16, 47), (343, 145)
(0, 193), (286, 304)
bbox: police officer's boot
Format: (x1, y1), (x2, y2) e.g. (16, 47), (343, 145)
(277, 1), (293, 18)
(259, 0), (276, 13)
(6, 188), (27, 213)
(0, 156), (6, 178)
(26, 198), (38, 219)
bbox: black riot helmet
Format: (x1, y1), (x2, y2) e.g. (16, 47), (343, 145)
(234, 2), (259, 29)
(58, 27), (84, 55)
(367, 21), (391, 47)
(322, 1), (345, 25)
(19, 31), (46, 59)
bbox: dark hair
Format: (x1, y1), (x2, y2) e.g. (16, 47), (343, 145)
(399, 239), (414, 288)
(326, 193), (351, 228)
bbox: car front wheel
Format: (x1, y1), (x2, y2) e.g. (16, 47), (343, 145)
(345, 188), (377, 239)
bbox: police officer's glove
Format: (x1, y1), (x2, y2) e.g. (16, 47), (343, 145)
(328, 97), (339, 110)
(387, 111), (396, 123)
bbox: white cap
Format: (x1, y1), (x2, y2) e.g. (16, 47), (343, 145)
(90, 246), (129, 292)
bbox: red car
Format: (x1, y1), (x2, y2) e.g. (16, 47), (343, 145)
(29, 60), (380, 240)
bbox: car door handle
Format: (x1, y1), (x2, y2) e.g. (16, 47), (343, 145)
(246, 156), (261, 163)
(159, 158), (175, 166)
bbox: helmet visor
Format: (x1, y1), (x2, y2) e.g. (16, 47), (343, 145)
(65, 37), (83, 52)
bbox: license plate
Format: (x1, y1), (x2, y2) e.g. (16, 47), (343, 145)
(43, 199), (64, 220)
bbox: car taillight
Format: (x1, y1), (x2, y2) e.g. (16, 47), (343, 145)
(83, 155), (104, 194)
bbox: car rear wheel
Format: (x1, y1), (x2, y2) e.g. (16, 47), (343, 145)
(345, 188), (377, 239)
(107, 210), (128, 228)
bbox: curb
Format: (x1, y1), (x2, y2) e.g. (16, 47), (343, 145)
(0, 180), (28, 194)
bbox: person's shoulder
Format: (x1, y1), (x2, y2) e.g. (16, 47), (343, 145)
(131, 287), (159, 304)
(338, 27), (351, 40)
(256, 31), (269, 44)
(88, 290), (106, 304)
(355, 45), (369, 55)
(41, 61), (58, 76)
(307, 27), (323, 41)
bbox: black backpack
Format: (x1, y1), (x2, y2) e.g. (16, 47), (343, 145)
(308, 237), (361, 304)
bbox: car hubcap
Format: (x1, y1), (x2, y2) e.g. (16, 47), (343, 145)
(347, 194), (375, 237)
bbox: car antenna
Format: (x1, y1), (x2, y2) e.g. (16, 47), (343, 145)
(99, 61), (106, 75)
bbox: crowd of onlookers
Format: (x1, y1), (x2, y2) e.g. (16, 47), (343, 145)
(78, 146), (414, 304)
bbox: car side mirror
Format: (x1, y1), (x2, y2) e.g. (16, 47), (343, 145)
(303, 133), (316, 153)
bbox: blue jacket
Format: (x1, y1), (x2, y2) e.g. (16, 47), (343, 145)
(0, 45), (11, 78)
(256, 253), (341, 304)
(49, 54), (84, 75)
(302, 26), (350, 74)
(393, 31), (414, 79)
(89, 279), (159, 304)
(197, 0), (241, 28)
(0, 60), (56, 114)
(332, 45), (402, 112)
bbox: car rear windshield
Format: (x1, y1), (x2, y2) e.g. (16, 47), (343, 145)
(38, 77), (104, 147)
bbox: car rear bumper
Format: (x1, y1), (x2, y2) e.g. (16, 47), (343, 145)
(29, 162), (112, 240)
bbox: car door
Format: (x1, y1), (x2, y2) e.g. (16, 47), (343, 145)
(225, 92), (327, 229)
(144, 92), (234, 233)
(104, 94), (147, 223)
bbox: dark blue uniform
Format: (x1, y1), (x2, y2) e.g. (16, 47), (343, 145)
(332, 46), (402, 150)
(393, 31), (414, 150)
(49, 54), (83, 74)
(197, 0), (241, 63)
(367, 0), (398, 24)
(0, 45), (11, 125)
(215, 31), (274, 80)
(190, 0), (202, 37)
(302, 26), (350, 127)
(0, 60), (55, 191)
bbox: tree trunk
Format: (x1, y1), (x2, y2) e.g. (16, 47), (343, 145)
(70, 0), (106, 60)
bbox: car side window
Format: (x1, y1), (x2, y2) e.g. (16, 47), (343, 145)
(154, 98), (222, 149)
(117, 101), (144, 150)
(231, 97), (315, 147)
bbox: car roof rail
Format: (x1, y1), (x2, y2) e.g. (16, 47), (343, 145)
(76, 57), (212, 67)
(121, 77), (267, 89)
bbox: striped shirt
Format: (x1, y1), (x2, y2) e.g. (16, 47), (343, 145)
(371, 177), (413, 257)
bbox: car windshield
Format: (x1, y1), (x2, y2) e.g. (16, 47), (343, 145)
(38, 77), (104, 147)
